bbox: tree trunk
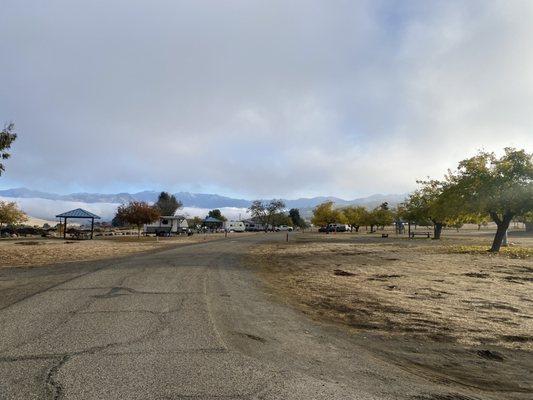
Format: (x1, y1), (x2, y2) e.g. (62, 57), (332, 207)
(137, 226), (141, 238)
(489, 212), (513, 252)
(433, 223), (443, 239)
(502, 230), (508, 247)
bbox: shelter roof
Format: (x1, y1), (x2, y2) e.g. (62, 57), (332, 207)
(56, 208), (101, 219)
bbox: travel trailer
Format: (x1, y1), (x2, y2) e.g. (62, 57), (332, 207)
(223, 220), (246, 232)
(243, 220), (266, 231)
(144, 216), (188, 236)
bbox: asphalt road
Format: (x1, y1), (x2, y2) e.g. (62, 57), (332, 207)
(0, 234), (479, 399)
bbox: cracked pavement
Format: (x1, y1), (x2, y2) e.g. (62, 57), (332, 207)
(0, 235), (476, 399)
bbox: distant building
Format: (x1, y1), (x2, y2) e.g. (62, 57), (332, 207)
(144, 216), (188, 235)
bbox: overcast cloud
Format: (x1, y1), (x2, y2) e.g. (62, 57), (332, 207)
(1, 0), (532, 198)
(0, 196), (250, 221)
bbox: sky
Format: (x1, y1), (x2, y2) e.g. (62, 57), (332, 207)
(1, 0), (532, 199)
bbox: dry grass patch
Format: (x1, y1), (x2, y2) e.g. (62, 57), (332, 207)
(445, 245), (533, 259)
(250, 232), (533, 396)
(0, 234), (227, 268)
(252, 236), (532, 348)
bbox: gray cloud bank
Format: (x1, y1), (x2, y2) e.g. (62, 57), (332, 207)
(0, 196), (250, 222)
(1, 0), (532, 198)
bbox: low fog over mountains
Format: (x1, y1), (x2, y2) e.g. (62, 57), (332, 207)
(0, 188), (406, 208)
(0, 188), (407, 221)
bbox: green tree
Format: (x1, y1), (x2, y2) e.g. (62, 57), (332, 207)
(402, 181), (461, 239)
(342, 206), (368, 232)
(362, 203), (394, 233)
(371, 202), (394, 231)
(248, 200), (267, 226)
(0, 122), (17, 176)
(207, 209), (227, 222)
(154, 192), (182, 216)
(266, 200), (286, 228)
(248, 200), (286, 231)
(311, 201), (345, 228)
(465, 213), (490, 230)
(397, 198), (429, 228)
(271, 212), (292, 227)
(447, 148), (533, 252)
(288, 208), (307, 228)
(365, 210), (378, 233)
(115, 201), (160, 237)
(447, 216), (464, 232)
(188, 216), (203, 230)
(0, 201), (27, 228)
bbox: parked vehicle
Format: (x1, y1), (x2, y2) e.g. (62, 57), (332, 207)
(329, 223), (349, 232)
(244, 220), (266, 231)
(275, 225), (293, 232)
(223, 220), (246, 232)
(318, 223), (350, 233)
(144, 216), (188, 235)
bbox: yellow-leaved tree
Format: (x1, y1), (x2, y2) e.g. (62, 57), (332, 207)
(311, 201), (346, 228)
(0, 201), (27, 228)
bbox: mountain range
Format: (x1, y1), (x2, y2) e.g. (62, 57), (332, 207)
(0, 188), (407, 210)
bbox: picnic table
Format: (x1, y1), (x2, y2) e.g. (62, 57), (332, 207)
(72, 231), (91, 240)
(409, 231), (431, 238)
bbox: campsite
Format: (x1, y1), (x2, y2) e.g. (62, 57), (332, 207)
(1, 2), (532, 399)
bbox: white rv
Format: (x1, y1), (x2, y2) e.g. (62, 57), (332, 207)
(243, 220), (266, 231)
(144, 216), (188, 235)
(223, 220), (246, 232)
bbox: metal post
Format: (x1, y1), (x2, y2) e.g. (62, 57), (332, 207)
(286, 232), (289, 242)
(90, 218), (94, 239)
(63, 217), (67, 239)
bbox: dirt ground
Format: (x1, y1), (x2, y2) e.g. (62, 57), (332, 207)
(250, 229), (533, 399)
(0, 233), (237, 268)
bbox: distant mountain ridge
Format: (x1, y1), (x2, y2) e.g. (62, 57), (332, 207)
(0, 187), (407, 209)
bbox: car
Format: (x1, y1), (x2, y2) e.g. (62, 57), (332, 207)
(329, 223), (349, 232)
(318, 224), (349, 233)
(275, 225), (294, 232)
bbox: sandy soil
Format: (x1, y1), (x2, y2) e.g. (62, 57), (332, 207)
(0, 233), (242, 268)
(250, 230), (533, 398)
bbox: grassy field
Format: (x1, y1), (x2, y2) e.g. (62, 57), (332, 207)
(0, 233), (230, 268)
(250, 229), (533, 398)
